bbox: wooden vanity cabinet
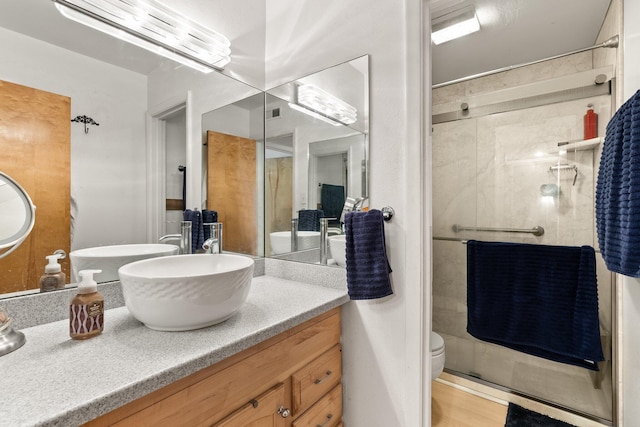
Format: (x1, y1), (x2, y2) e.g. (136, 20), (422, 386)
(84, 307), (342, 427)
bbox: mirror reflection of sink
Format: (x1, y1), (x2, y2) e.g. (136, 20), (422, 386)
(269, 231), (321, 255)
(328, 234), (347, 267)
(118, 254), (254, 331)
(69, 244), (179, 283)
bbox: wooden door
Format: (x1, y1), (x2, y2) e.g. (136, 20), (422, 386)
(265, 156), (292, 255)
(0, 80), (70, 293)
(207, 130), (257, 255)
(212, 383), (287, 427)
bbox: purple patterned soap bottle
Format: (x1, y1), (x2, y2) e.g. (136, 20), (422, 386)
(70, 269), (104, 340)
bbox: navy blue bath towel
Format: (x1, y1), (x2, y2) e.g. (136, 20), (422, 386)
(202, 209), (218, 240)
(298, 209), (324, 232)
(183, 209), (203, 253)
(344, 210), (393, 300)
(466, 240), (604, 370)
(321, 184), (345, 226)
(596, 89), (640, 277)
(202, 209), (218, 224)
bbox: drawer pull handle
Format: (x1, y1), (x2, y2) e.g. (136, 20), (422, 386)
(314, 370), (333, 385)
(278, 406), (291, 418)
(316, 413), (333, 427)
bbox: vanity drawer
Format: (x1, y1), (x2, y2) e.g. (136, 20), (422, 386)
(292, 383), (342, 427)
(292, 344), (342, 416)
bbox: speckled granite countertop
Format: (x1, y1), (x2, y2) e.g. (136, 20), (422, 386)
(0, 276), (349, 427)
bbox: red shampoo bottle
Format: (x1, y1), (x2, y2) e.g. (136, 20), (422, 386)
(584, 108), (598, 139)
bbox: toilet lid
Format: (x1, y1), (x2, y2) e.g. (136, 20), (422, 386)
(431, 332), (444, 353)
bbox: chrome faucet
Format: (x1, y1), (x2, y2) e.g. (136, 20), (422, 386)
(320, 218), (330, 265)
(202, 222), (223, 254)
(353, 197), (368, 212)
(159, 221), (192, 254)
(290, 218), (299, 252)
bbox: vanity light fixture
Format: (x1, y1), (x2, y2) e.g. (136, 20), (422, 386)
(52, 0), (231, 73)
(431, 5), (480, 45)
(289, 84), (357, 126)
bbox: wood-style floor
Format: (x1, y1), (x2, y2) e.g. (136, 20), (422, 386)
(432, 380), (508, 427)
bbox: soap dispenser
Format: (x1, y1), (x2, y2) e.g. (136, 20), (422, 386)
(70, 269), (104, 340)
(40, 254), (66, 292)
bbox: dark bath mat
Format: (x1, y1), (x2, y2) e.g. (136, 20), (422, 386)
(505, 403), (578, 427)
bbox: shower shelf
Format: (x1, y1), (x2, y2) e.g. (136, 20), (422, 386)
(556, 136), (602, 152)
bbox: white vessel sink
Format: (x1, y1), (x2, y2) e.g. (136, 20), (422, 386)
(270, 231), (321, 255)
(328, 234), (347, 267)
(69, 243), (179, 283)
(118, 253), (254, 331)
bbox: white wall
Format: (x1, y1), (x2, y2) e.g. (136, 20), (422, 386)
(158, 0), (266, 89)
(266, 1), (428, 425)
(621, 0), (640, 424)
(0, 27), (148, 251)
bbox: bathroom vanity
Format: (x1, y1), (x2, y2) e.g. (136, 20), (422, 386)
(0, 272), (348, 426)
(86, 308), (342, 427)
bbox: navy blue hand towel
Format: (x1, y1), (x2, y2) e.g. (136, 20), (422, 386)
(345, 210), (393, 300)
(298, 209), (324, 232)
(596, 89), (640, 277)
(202, 209), (218, 240)
(183, 209), (203, 253)
(466, 240), (604, 371)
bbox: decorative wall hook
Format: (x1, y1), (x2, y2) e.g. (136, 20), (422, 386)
(71, 115), (100, 134)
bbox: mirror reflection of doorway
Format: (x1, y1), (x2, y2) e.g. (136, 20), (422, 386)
(265, 138), (293, 256)
(206, 130), (257, 255)
(163, 108), (187, 237)
(311, 152), (348, 209)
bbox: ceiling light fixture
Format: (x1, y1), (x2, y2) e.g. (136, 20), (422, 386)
(52, 0), (231, 73)
(289, 84), (357, 126)
(431, 5), (480, 45)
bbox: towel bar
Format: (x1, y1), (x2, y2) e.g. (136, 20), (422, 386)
(381, 206), (395, 222)
(452, 224), (544, 236)
(433, 236), (602, 253)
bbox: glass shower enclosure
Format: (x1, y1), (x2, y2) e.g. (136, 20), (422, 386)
(431, 68), (614, 423)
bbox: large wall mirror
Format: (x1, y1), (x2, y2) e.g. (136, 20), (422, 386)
(264, 56), (370, 266)
(0, 0), (262, 298)
(0, 0), (369, 300)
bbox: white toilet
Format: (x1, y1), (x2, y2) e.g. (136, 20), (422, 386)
(431, 331), (445, 380)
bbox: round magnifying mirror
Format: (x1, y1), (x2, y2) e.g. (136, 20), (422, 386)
(0, 172), (36, 259)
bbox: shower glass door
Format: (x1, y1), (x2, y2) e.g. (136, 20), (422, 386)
(432, 89), (613, 422)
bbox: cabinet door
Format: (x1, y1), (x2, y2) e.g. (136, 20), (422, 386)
(212, 383), (288, 427)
